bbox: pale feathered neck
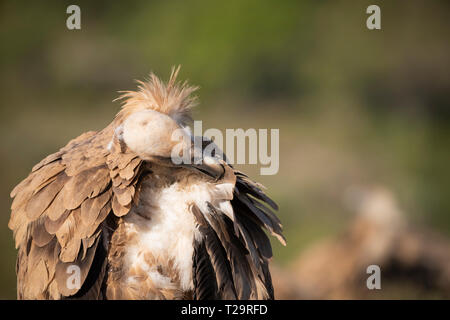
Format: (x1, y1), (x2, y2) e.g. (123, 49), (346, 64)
(115, 66), (198, 126)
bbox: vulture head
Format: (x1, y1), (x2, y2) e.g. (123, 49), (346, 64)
(114, 66), (223, 179)
(121, 108), (187, 158)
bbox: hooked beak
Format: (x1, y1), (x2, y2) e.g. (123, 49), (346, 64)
(148, 141), (225, 181)
(182, 156), (225, 181)
(179, 144), (225, 181)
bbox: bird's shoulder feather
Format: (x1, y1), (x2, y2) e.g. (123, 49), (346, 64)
(9, 125), (144, 299)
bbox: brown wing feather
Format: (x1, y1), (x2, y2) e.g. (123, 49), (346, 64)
(230, 172), (284, 299)
(192, 239), (219, 300)
(9, 124), (143, 299)
(191, 151), (284, 300)
(25, 172), (68, 221)
(192, 204), (237, 299)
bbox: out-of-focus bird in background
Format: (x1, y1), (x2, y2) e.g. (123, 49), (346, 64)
(8, 67), (285, 300)
(271, 187), (450, 299)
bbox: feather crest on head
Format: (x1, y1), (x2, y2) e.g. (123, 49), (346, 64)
(116, 66), (198, 126)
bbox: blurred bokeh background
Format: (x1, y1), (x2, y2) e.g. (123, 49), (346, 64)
(1, 0), (449, 299)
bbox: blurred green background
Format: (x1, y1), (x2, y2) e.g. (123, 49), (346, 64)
(0, 1), (449, 299)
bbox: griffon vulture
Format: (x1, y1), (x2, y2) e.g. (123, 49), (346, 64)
(8, 67), (285, 300)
